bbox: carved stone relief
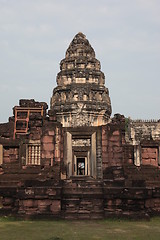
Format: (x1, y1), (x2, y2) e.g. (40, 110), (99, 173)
(72, 139), (91, 147)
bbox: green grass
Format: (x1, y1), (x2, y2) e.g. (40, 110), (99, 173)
(0, 217), (160, 240)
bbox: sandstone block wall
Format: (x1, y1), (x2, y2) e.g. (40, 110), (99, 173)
(102, 114), (126, 175)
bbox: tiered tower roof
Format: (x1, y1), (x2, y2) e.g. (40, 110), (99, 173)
(50, 33), (112, 127)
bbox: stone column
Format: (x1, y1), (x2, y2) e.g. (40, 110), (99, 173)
(64, 132), (72, 177)
(96, 129), (102, 179)
(87, 151), (90, 176)
(0, 144), (3, 165)
(158, 146), (160, 165)
(134, 145), (141, 166)
(55, 127), (61, 162)
(91, 132), (97, 178)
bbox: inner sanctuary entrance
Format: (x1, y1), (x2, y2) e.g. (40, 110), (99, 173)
(64, 130), (97, 178)
(76, 157), (86, 176)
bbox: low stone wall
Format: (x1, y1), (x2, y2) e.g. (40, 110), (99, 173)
(0, 186), (62, 218)
(0, 183), (160, 219)
(104, 186), (160, 219)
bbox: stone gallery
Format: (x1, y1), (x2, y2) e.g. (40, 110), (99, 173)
(0, 33), (160, 219)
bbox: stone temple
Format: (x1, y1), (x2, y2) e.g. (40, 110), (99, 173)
(0, 32), (160, 219)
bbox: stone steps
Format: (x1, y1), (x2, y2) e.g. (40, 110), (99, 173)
(62, 211), (104, 220)
(0, 180), (20, 187)
(104, 179), (125, 187)
(146, 180), (160, 187)
(63, 178), (103, 187)
(62, 178), (104, 219)
(62, 187), (103, 194)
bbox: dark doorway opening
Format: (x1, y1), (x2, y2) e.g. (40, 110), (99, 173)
(77, 157), (85, 175)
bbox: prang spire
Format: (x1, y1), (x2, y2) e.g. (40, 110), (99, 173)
(50, 33), (112, 127)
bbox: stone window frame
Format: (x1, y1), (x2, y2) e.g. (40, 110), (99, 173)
(26, 140), (41, 165)
(141, 145), (160, 166)
(134, 144), (160, 167)
(2, 145), (19, 165)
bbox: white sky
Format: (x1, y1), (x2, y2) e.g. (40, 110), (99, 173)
(0, 0), (160, 123)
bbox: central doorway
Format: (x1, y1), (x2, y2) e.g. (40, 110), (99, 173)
(64, 131), (97, 178)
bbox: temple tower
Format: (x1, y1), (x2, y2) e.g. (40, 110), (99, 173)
(50, 32), (112, 127)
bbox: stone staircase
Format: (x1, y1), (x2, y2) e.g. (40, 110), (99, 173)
(61, 177), (104, 219)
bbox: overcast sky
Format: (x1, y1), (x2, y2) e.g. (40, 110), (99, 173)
(0, 0), (160, 123)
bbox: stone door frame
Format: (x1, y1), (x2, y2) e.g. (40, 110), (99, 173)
(63, 127), (97, 179)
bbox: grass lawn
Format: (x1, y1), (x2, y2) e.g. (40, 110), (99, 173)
(0, 217), (160, 240)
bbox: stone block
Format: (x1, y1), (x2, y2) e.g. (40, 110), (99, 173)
(23, 199), (36, 208)
(145, 199), (152, 208)
(60, 152), (63, 158)
(42, 143), (54, 151)
(44, 158), (51, 166)
(102, 140), (108, 146)
(150, 160), (157, 166)
(102, 146), (107, 153)
(3, 156), (10, 163)
(46, 188), (57, 196)
(38, 199), (51, 212)
(42, 151), (53, 159)
(109, 139), (121, 147)
(108, 152), (114, 159)
(102, 151), (109, 158)
(3, 197), (13, 205)
(113, 146), (123, 153)
(153, 188), (160, 197)
(50, 200), (61, 213)
(116, 199), (122, 205)
(113, 152), (123, 159)
(112, 130), (120, 136)
(42, 136), (53, 143)
(102, 129), (107, 136)
(154, 199), (160, 208)
(48, 130), (55, 136)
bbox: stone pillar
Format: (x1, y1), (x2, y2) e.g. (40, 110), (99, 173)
(158, 146), (160, 165)
(64, 132), (72, 177)
(91, 132), (97, 178)
(96, 129), (102, 179)
(55, 127), (61, 162)
(0, 144), (3, 165)
(87, 151), (91, 176)
(134, 145), (141, 166)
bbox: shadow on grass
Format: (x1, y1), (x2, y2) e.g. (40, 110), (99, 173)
(47, 238), (63, 240)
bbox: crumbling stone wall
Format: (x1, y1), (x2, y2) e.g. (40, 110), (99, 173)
(0, 99), (63, 216)
(125, 119), (160, 167)
(102, 114), (126, 174)
(126, 119), (160, 144)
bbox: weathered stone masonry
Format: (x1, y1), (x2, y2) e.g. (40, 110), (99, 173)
(0, 33), (160, 219)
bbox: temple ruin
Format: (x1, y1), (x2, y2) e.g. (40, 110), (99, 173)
(0, 32), (160, 219)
